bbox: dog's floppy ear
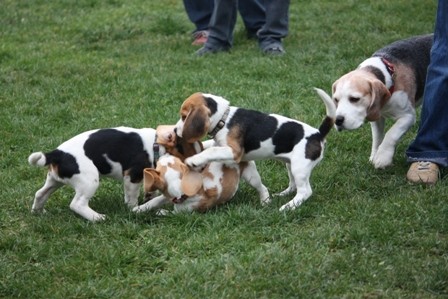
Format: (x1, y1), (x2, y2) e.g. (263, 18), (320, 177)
(182, 106), (210, 143)
(366, 79), (391, 121)
(180, 170), (203, 196)
(143, 168), (162, 193)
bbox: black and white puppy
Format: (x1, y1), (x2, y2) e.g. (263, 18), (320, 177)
(175, 91), (336, 211)
(28, 126), (202, 221)
(318, 34), (433, 169)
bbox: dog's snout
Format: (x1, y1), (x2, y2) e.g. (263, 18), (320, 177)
(335, 116), (345, 126)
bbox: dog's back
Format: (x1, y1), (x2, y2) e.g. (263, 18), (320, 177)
(373, 34), (433, 99)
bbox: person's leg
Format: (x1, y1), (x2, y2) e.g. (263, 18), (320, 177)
(183, 0), (213, 32)
(238, 0), (265, 39)
(406, 0), (448, 184)
(196, 0), (238, 55)
(257, 0), (290, 54)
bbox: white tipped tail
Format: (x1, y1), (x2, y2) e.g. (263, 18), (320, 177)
(28, 152), (46, 167)
(314, 87), (336, 120)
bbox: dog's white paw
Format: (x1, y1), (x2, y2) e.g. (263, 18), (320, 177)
(31, 208), (47, 214)
(279, 201), (298, 212)
(372, 150), (394, 169)
(261, 196), (271, 206)
(275, 187), (296, 197)
(156, 209), (171, 216)
(185, 156), (206, 170)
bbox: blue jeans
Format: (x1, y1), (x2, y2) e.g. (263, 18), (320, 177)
(406, 0), (448, 167)
(206, 0), (289, 50)
(183, 0), (264, 35)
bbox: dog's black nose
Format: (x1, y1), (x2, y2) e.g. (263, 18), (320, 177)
(335, 116), (345, 126)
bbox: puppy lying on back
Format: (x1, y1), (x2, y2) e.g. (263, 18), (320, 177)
(28, 125), (201, 222)
(317, 34), (433, 169)
(133, 153), (270, 214)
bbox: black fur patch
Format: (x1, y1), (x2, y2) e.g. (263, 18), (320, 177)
(228, 108), (277, 153)
(84, 129), (152, 183)
(45, 149), (80, 178)
(273, 122), (304, 155)
(305, 133), (323, 161)
(363, 66), (386, 84)
(204, 96), (218, 115)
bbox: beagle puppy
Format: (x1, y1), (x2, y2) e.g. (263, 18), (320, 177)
(28, 125), (202, 222)
(132, 154), (269, 214)
(318, 34), (433, 169)
(174, 90), (336, 211)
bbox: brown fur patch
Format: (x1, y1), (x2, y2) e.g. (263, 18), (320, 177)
(180, 93), (210, 142)
(227, 126), (244, 162)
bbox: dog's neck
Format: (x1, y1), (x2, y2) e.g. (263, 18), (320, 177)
(208, 101), (230, 138)
(359, 57), (395, 93)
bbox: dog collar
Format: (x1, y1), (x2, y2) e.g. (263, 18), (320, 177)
(381, 57), (395, 93)
(208, 106), (230, 138)
(172, 194), (188, 204)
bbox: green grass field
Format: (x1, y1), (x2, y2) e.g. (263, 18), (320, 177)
(1, 0), (447, 298)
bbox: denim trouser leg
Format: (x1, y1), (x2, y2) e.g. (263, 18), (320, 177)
(183, 0), (214, 32)
(238, 0), (265, 35)
(205, 0), (238, 49)
(257, 0), (290, 49)
(406, 0), (448, 167)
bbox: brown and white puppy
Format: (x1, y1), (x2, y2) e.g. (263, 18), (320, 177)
(318, 34), (433, 169)
(28, 125), (202, 222)
(174, 90), (336, 211)
(132, 154), (269, 214)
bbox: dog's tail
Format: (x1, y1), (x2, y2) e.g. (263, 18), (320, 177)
(28, 152), (48, 167)
(314, 87), (336, 138)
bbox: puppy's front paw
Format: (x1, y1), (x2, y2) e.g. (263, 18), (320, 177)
(185, 156), (206, 170)
(31, 208), (47, 214)
(372, 149), (394, 169)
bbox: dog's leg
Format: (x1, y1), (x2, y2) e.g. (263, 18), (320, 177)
(369, 117), (385, 163)
(373, 113), (416, 169)
(185, 146), (235, 169)
(279, 160), (315, 211)
(31, 173), (63, 213)
(69, 177), (105, 222)
(241, 161), (270, 205)
(275, 163), (297, 197)
(132, 194), (169, 213)
(123, 176), (140, 208)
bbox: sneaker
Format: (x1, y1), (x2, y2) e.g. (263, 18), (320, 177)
(192, 30), (209, 46)
(406, 161), (440, 185)
(262, 44), (286, 56)
(195, 45), (229, 56)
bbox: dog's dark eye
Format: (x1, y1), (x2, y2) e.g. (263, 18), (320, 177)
(181, 115), (186, 121)
(349, 97), (360, 103)
(333, 98), (339, 103)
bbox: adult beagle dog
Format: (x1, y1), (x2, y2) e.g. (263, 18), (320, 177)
(318, 34), (433, 169)
(132, 153), (269, 214)
(174, 90), (336, 211)
(28, 125), (202, 222)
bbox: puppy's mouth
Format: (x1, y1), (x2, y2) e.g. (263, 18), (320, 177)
(172, 194), (188, 204)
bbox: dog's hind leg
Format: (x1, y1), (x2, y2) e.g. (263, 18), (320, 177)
(123, 176), (140, 208)
(69, 176), (104, 222)
(31, 173), (63, 213)
(279, 161), (315, 211)
(275, 163), (297, 197)
(241, 161), (270, 205)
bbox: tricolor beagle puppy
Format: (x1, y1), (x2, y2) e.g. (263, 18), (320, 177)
(174, 90), (336, 211)
(318, 34), (433, 169)
(132, 154), (269, 214)
(28, 125), (202, 222)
